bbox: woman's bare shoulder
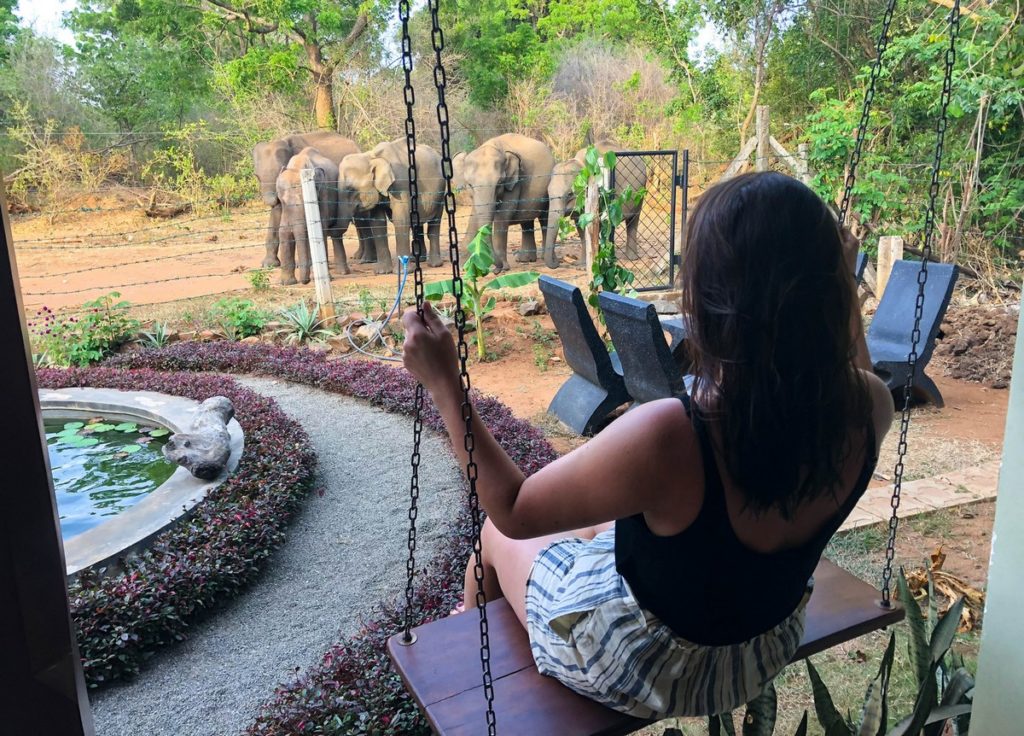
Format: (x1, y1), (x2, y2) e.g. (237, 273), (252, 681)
(860, 369), (896, 447)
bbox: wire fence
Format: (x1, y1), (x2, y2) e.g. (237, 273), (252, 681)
(13, 143), (988, 315)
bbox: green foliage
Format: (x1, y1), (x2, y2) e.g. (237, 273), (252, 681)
(276, 301), (334, 345)
(136, 322), (172, 349)
(573, 146), (642, 320)
(424, 225), (539, 360)
(29, 294), (140, 367)
(246, 269), (272, 293)
(212, 297), (268, 340)
(804, 570), (973, 736)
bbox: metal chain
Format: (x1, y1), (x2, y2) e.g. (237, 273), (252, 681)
(427, 0), (497, 731)
(881, 0), (961, 607)
(838, 0), (899, 225)
(398, 0), (427, 644)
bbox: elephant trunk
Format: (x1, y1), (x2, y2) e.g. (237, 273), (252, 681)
(465, 188), (497, 247)
(292, 214), (312, 284)
(544, 198), (565, 269)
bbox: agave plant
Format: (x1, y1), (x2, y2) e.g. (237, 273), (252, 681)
(698, 683), (808, 736)
(277, 301), (334, 345)
(806, 570), (971, 736)
(137, 322), (172, 349)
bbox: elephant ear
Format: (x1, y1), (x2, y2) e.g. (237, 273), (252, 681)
(502, 151), (521, 191)
(371, 157), (395, 196)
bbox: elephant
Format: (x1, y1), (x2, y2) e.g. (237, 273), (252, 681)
(543, 140), (648, 269)
(336, 139), (446, 275)
(253, 132), (360, 274)
(461, 133), (556, 272)
(275, 147), (347, 285)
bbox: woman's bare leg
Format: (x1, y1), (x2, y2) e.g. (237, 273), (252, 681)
(462, 519), (614, 628)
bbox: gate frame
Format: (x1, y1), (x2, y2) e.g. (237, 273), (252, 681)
(606, 149), (684, 293)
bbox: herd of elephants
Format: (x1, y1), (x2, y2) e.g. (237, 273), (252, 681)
(254, 131), (648, 285)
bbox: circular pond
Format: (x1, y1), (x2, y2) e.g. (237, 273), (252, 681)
(39, 387), (245, 577)
(46, 418), (176, 540)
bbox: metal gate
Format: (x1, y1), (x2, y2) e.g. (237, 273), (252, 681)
(608, 149), (687, 292)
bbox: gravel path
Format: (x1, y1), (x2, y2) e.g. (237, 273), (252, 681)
(89, 376), (464, 736)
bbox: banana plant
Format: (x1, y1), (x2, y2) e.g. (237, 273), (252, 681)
(424, 224), (539, 360)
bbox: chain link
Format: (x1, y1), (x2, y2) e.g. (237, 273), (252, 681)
(838, 0), (899, 225)
(880, 0), (961, 607)
(398, 0), (428, 644)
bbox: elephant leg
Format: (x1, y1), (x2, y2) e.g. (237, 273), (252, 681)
(279, 228), (297, 286)
(296, 235), (312, 284)
(330, 230), (350, 275)
(355, 218), (377, 263)
(371, 210), (393, 275)
(264, 203), (282, 268)
(516, 221), (538, 263)
(624, 213), (640, 260)
(427, 219), (443, 267)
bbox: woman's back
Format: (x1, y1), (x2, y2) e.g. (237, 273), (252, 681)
(616, 393), (880, 645)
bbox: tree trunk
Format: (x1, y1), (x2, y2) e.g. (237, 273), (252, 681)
(314, 73), (335, 130)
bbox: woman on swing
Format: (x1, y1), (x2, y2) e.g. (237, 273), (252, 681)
(402, 171), (895, 718)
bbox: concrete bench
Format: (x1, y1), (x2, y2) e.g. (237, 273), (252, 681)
(599, 291), (687, 404)
(538, 276), (630, 435)
(867, 259), (958, 407)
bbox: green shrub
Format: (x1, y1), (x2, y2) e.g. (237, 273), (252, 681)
(212, 297), (268, 339)
(30, 292), (139, 367)
(276, 301), (333, 344)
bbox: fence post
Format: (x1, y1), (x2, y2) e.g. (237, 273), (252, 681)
(876, 235), (904, 298)
(300, 168), (335, 321)
(797, 143), (810, 184)
(677, 149), (689, 280)
(755, 105), (770, 172)
(584, 174), (600, 276)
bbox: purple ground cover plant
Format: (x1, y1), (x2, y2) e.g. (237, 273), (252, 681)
(38, 367), (316, 688)
(104, 343), (559, 733)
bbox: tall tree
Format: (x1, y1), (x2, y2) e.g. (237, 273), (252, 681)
(71, 0), (383, 131)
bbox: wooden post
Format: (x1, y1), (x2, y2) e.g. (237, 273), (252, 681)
(0, 174), (95, 734)
(755, 105), (770, 172)
(584, 174), (600, 275)
(300, 168), (335, 321)
(876, 235), (904, 298)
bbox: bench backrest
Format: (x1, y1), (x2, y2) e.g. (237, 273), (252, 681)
(538, 276), (615, 387)
(867, 259), (958, 366)
(599, 291), (685, 403)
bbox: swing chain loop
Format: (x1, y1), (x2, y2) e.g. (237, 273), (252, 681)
(881, 0), (961, 607)
(399, 0), (428, 643)
(428, 0), (497, 731)
(838, 0), (898, 225)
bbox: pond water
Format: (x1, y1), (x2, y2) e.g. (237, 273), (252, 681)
(46, 419), (175, 540)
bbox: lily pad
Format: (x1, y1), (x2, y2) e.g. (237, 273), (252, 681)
(69, 437), (100, 448)
(88, 423), (117, 433)
(121, 444), (143, 454)
(114, 422), (138, 432)
(63, 422), (85, 431)
(56, 428), (81, 438)
(148, 428), (170, 438)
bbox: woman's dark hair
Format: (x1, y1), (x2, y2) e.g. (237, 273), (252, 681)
(679, 172), (871, 517)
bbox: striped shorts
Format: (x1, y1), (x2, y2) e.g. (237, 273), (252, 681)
(524, 529), (809, 719)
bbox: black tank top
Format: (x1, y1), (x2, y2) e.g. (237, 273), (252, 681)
(615, 394), (876, 646)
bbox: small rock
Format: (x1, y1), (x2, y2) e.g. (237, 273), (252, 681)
(651, 299), (680, 315)
(518, 299), (546, 317)
(165, 331), (182, 344)
(240, 336), (261, 344)
(178, 330), (197, 341)
(328, 334), (352, 353)
(198, 329), (218, 342)
(263, 321), (284, 332)
(353, 322), (383, 343)
(207, 235), (218, 243)
(163, 396), (233, 480)
(307, 342), (331, 354)
(939, 321), (954, 337)
(550, 355), (562, 363)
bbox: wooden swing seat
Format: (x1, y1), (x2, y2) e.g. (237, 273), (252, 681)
(388, 558), (903, 736)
